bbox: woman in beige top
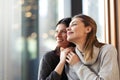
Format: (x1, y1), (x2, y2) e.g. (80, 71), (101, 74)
(61, 14), (120, 80)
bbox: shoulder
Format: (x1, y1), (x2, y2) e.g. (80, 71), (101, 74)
(42, 50), (56, 59)
(100, 44), (117, 58)
(44, 50), (55, 57)
(101, 44), (117, 52)
(41, 50), (59, 62)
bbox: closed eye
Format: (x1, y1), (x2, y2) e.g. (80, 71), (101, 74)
(70, 23), (77, 27)
(55, 30), (67, 34)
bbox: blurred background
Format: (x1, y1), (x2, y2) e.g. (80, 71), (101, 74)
(0, 0), (120, 80)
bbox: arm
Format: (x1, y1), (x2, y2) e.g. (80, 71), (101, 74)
(71, 45), (120, 80)
(38, 55), (61, 80)
(54, 47), (71, 75)
(38, 48), (73, 80)
(54, 62), (66, 75)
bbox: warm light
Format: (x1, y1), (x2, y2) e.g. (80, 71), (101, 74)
(25, 12), (32, 17)
(31, 32), (37, 39)
(49, 30), (55, 36)
(20, 0), (24, 5)
(25, 6), (31, 11)
(42, 33), (48, 39)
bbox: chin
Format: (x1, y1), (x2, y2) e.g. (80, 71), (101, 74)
(57, 44), (63, 47)
(67, 37), (72, 42)
(56, 43), (61, 46)
(67, 38), (75, 44)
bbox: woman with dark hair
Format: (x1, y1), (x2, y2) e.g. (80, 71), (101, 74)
(38, 17), (75, 80)
(62, 14), (119, 80)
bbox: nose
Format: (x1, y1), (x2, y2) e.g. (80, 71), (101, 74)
(55, 32), (61, 38)
(66, 27), (70, 31)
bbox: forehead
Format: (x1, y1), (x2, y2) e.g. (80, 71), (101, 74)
(56, 24), (67, 30)
(71, 18), (83, 23)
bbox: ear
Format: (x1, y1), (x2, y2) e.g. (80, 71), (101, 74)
(85, 26), (92, 33)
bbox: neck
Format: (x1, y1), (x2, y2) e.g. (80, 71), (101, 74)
(75, 38), (86, 53)
(76, 45), (84, 53)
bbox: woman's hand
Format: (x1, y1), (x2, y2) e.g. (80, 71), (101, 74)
(60, 47), (74, 64)
(55, 47), (74, 75)
(66, 51), (80, 66)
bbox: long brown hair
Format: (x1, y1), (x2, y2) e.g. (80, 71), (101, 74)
(73, 14), (104, 61)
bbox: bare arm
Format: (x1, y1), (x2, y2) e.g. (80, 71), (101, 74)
(54, 47), (72, 75)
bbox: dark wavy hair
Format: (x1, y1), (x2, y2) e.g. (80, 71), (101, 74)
(56, 17), (71, 27)
(55, 17), (76, 54)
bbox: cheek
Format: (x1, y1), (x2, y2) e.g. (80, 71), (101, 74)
(62, 35), (69, 43)
(75, 29), (81, 34)
(63, 34), (67, 40)
(54, 33), (58, 39)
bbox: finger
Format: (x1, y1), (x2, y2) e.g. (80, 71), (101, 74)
(60, 47), (64, 51)
(66, 58), (70, 63)
(67, 53), (72, 58)
(66, 54), (70, 59)
(70, 51), (75, 55)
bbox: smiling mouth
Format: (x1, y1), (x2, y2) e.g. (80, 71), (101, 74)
(67, 32), (73, 35)
(57, 39), (63, 42)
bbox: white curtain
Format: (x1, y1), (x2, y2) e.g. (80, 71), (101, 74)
(0, 0), (22, 80)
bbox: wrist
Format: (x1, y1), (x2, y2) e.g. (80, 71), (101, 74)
(59, 61), (66, 65)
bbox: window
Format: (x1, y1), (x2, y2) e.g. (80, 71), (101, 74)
(0, 0), (22, 80)
(82, 0), (105, 42)
(39, 0), (71, 56)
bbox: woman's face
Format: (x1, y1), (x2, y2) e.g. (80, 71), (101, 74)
(55, 24), (69, 48)
(67, 18), (91, 43)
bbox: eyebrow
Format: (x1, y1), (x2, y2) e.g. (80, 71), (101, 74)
(70, 21), (77, 25)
